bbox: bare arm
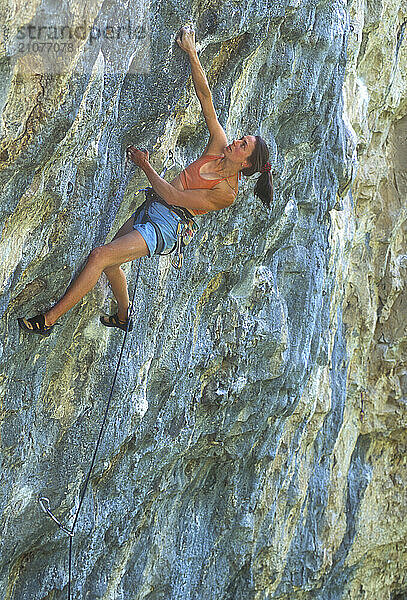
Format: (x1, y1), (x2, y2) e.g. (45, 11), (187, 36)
(141, 160), (233, 212)
(176, 26), (227, 144)
(126, 147), (234, 212)
(188, 51), (211, 99)
(176, 27), (210, 98)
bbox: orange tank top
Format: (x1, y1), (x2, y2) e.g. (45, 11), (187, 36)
(180, 154), (238, 215)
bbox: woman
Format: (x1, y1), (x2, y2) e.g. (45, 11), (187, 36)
(18, 26), (273, 337)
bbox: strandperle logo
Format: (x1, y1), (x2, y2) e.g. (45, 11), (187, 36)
(2, 2), (151, 75)
(15, 21), (147, 43)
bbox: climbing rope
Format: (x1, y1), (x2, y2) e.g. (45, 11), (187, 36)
(38, 253), (141, 600)
(67, 258), (142, 599)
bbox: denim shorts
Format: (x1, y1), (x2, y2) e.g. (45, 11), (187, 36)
(132, 200), (183, 257)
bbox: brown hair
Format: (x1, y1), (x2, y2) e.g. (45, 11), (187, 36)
(241, 135), (273, 208)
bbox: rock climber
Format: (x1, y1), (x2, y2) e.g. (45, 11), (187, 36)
(18, 25), (273, 337)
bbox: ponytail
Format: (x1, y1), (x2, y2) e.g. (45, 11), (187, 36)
(241, 135), (274, 208)
(254, 171), (273, 209)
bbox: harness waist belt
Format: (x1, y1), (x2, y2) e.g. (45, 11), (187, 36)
(144, 187), (195, 223)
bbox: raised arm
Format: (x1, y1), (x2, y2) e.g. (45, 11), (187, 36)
(176, 27), (210, 97)
(176, 27), (227, 145)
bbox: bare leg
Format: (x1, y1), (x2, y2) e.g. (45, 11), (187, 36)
(103, 265), (129, 321)
(44, 228), (149, 326)
(101, 214), (137, 322)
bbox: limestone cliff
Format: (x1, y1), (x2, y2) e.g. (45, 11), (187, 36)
(0, 0), (406, 599)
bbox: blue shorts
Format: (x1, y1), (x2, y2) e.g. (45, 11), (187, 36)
(132, 199), (183, 257)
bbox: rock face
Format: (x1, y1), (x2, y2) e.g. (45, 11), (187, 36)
(0, 0), (406, 599)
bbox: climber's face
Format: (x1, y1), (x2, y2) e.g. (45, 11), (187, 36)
(225, 135), (256, 168)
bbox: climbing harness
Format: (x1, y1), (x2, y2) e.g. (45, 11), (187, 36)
(135, 186), (199, 269)
(38, 146), (197, 599)
(127, 147), (198, 269)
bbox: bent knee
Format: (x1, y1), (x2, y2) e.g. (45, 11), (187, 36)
(88, 246), (110, 265)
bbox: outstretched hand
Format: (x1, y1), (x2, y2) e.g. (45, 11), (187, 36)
(126, 146), (149, 169)
(176, 26), (196, 54)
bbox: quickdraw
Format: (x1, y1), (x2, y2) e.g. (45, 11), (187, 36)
(171, 218), (199, 269)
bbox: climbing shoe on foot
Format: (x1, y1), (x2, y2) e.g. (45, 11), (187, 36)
(17, 314), (54, 337)
(100, 313), (133, 332)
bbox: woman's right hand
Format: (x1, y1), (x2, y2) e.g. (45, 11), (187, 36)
(176, 26), (196, 54)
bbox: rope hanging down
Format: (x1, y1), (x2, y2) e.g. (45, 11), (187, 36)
(38, 149), (180, 599)
(39, 241), (141, 600)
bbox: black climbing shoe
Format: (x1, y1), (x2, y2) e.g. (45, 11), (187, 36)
(17, 314), (54, 337)
(100, 313), (133, 332)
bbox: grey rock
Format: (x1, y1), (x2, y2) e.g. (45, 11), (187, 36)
(1, 0), (405, 599)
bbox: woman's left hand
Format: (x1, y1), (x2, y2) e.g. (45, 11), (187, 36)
(176, 26), (196, 54)
(127, 146), (149, 168)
